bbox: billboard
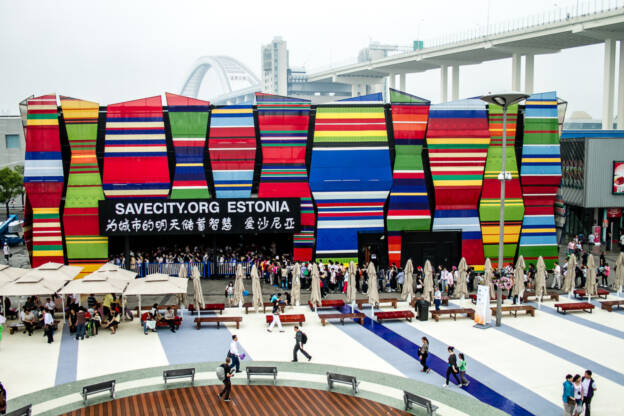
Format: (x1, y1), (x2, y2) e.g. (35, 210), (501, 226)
(614, 161), (624, 194)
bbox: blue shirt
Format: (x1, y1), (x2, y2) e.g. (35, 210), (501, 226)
(562, 380), (574, 403)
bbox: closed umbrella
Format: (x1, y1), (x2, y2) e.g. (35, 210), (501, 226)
(192, 266), (204, 316)
(585, 254), (597, 302)
(614, 252), (624, 295)
(309, 263), (322, 310)
(178, 263), (187, 279)
(401, 259), (414, 303)
(367, 262), (379, 308)
(292, 262), (301, 306)
(233, 263), (245, 309)
(512, 255), (525, 300)
(251, 264), (263, 313)
(562, 254), (576, 296)
(346, 261), (357, 310)
(535, 256), (547, 308)
(456, 257), (468, 301)
(483, 258), (495, 298)
(423, 260), (434, 304)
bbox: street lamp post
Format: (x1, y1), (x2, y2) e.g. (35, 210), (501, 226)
(480, 92), (529, 327)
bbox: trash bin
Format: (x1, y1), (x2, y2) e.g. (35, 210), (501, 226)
(416, 300), (429, 321)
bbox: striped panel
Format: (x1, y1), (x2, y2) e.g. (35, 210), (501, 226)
(478, 104), (524, 268)
(256, 93), (314, 261)
(427, 98), (490, 268)
(386, 89), (431, 266)
(519, 91), (561, 268)
(166, 93), (211, 199)
(24, 94), (65, 266)
(309, 104), (392, 262)
(102, 96), (170, 198)
(23, 196), (33, 262)
(208, 105), (256, 198)
(60, 96), (108, 274)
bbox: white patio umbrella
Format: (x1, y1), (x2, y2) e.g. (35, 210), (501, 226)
(585, 254), (597, 303)
(1, 276), (67, 320)
(512, 255), (526, 301)
(562, 254), (576, 296)
(233, 263), (245, 310)
(95, 263), (137, 280)
(124, 274), (188, 316)
(191, 266), (204, 316)
(292, 262), (301, 307)
(614, 252), (624, 295)
(367, 262), (379, 310)
(401, 259), (414, 303)
(0, 265), (27, 283)
(251, 264), (263, 313)
(484, 258), (495, 298)
(535, 256), (547, 309)
(456, 257), (468, 301)
(17, 262), (82, 283)
(346, 261), (358, 311)
(423, 260), (434, 304)
(309, 263), (322, 311)
(60, 275), (128, 319)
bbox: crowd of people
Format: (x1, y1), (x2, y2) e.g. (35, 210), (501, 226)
(562, 371), (597, 416)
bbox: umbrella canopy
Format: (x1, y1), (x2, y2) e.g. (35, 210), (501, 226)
(292, 262), (301, 306)
(17, 262), (82, 283)
(535, 256), (547, 298)
(178, 263), (187, 279)
(96, 263), (137, 280)
(367, 262), (379, 307)
(60, 275), (127, 295)
(511, 255), (526, 297)
(423, 260), (434, 303)
(614, 252), (624, 291)
(251, 264), (263, 312)
(585, 254), (597, 297)
(401, 259), (415, 301)
(0, 264), (27, 283)
(484, 258), (495, 296)
(562, 254), (577, 292)
(309, 263), (322, 308)
(346, 261), (357, 303)
(124, 274), (188, 296)
(192, 266), (205, 308)
(0, 276), (65, 297)
(84, 269), (136, 283)
(233, 263), (245, 305)
(455, 257), (468, 299)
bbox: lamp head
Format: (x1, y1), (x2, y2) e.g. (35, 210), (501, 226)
(480, 92), (529, 109)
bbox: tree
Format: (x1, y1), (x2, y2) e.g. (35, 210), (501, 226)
(0, 167), (24, 216)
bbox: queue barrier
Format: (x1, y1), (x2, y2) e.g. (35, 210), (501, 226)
(119, 261), (253, 278)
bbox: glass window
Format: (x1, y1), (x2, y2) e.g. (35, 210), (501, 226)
(5, 134), (19, 149)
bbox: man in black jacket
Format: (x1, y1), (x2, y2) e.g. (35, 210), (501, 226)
(292, 326), (311, 362)
(443, 346), (461, 387)
(581, 370), (597, 416)
(217, 357), (233, 402)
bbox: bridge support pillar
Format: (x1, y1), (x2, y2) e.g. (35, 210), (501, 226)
(389, 73), (396, 89)
(451, 65), (459, 101)
(511, 53), (521, 91)
(603, 39), (616, 129)
(524, 54), (534, 94)
(399, 73), (406, 91)
(440, 65), (448, 103)
(617, 41), (624, 129)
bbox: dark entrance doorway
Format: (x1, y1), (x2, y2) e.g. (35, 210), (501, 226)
(358, 232), (388, 267)
(401, 231), (461, 268)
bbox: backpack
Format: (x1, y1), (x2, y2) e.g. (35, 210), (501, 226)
(216, 365), (226, 381)
(301, 332), (308, 344)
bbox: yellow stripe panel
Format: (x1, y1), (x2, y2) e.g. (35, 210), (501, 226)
(104, 190), (169, 196)
(529, 100), (557, 105)
(27, 119), (58, 126)
(33, 236), (63, 242)
(314, 130), (385, 138)
(472, 265), (484, 272)
(521, 158), (560, 163)
(524, 228), (556, 233)
(212, 109), (253, 114)
(33, 250), (64, 257)
(427, 138), (490, 144)
(317, 112), (384, 119)
(177, 163), (203, 167)
(392, 192), (428, 196)
(33, 208), (59, 214)
(433, 180), (483, 186)
(214, 184), (250, 188)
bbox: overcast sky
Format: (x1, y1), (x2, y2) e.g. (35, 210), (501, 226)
(0, 0), (613, 118)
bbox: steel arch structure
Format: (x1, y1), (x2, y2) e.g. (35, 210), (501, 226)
(180, 55), (260, 98)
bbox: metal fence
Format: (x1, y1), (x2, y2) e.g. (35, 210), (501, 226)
(120, 261), (254, 278)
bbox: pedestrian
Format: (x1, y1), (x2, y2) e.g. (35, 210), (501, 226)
(43, 309), (54, 344)
(291, 326), (311, 362)
(457, 353), (470, 387)
(572, 374), (583, 415)
(562, 374), (575, 416)
(418, 337), (430, 373)
(228, 335), (242, 373)
(2, 242), (9, 265)
(225, 282), (234, 307)
(552, 262), (562, 289)
(267, 294), (284, 332)
(216, 356), (234, 402)
(434, 284), (442, 311)
(75, 307), (86, 341)
(443, 346), (461, 387)
(581, 370), (597, 416)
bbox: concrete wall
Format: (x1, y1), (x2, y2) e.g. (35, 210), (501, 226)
(0, 116), (25, 169)
(586, 137), (624, 207)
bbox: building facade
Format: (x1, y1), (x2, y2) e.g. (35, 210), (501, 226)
(0, 115), (26, 169)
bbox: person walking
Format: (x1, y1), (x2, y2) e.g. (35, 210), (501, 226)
(228, 335), (242, 373)
(217, 356), (233, 402)
(418, 337), (430, 373)
(292, 326), (311, 362)
(572, 374), (583, 416)
(581, 370), (597, 416)
(75, 307), (86, 341)
(551, 262), (562, 289)
(267, 295), (284, 332)
(457, 353), (470, 387)
(562, 374), (575, 416)
(2, 242), (9, 265)
(434, 285), (442, 311)
(43, 309), (54, 344)
(443, 346), (461, 387)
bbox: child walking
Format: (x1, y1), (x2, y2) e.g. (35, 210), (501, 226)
(458, 353), (470, 387)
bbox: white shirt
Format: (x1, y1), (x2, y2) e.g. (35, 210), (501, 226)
(45, 301), (55, 311)
(581, 378), (595, 396)
(229, 340), (241, 356)
(3, 244), (8, 255)
(554, 265), (561, 276)
(44, 311), (54, 325)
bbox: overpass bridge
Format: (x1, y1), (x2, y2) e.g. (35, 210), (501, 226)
(308, 1), (624, 129)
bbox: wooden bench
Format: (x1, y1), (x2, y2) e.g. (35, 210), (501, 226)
(266, 314), (305, 326)
(374, 310), (414, 323)
(404, 391), (438, 415)
(194, 316), (242, 329)
(246, 366), (278, 385)
(82, 380), (115, 404)
(163, 368), (195, 386)
(489, 305), (535, 317)
(470, 293), (507, 304)
(243, 302), (285, 314)
(555, 302), (595, 314)
(5, 404), (32, 416)
(522, 290), (559, 303)
(430, 308), (474, 322)
(308, 299), (345, 310)
(410, 296), (449, 307)
(599, 299), (624, 312)
(356, 297), (398, 309)
(318, 312), (365, 326)
(327, 372), (359, 394)
(573, 289), (610, 300)
(188, 303), (225, 314)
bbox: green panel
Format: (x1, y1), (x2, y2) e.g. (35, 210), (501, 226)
(170, 188), (211, 199)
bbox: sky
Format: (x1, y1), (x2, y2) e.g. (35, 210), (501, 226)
(0, 0), (615, 118)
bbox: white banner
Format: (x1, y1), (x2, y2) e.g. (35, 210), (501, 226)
(474, 284), (491, 325)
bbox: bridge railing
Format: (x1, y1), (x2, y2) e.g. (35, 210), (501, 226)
(120, 261), (254, 278)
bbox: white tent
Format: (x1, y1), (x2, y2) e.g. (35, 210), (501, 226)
(93, 263), (137, 281)
(124, 274), (188, 314)
(0, 264), (28, 283)
(84, 269), (136, 283)
(59, 275), (127, 295)
(17, 262), (82, 283)
(0, 275), (66, 297)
